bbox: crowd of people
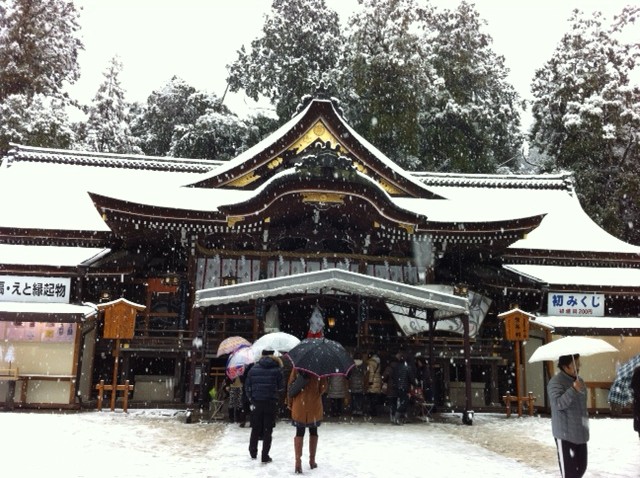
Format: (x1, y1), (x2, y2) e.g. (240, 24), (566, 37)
(217, 347), (435, 473)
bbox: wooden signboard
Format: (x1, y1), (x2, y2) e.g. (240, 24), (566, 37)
(97, 298), (145, 340)
(499, 308), (531, 341)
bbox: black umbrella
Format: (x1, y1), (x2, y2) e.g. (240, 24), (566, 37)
(286, 338), (355, 378)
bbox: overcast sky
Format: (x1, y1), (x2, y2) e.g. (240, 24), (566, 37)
(69, 0), (636, 129)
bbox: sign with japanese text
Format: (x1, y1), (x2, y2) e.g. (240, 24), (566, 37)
(0, 275), (70, 303)
(547, 292), (605, 317)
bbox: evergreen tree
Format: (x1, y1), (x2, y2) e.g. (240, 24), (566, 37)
(0, 93), (75, 151)
(131, 76), (219, 156)
(339, 0), (435, 170)
(82, 56), (140, 154)
(529, 7), (640, 244)
(169, 110), (250, 161)
(419, 1), (524, 173)
(0, 0), (82, 154)
(0, 0), (83, 100)
(226, 0), (345, 121)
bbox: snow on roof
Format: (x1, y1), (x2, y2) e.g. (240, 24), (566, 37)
(0, 301), (97, 318)
(195, 268), (468, 314)
(533, 315), (640, 330)
(184, 102), (313, 184)
(0, 147), (211, 231)
(96, 297), (145, 310)
(417, 173), (640, 254)
(504, 264), (640, 288)
(0, 245), (110, 267)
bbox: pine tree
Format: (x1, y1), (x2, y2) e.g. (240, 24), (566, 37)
(0, 93), (75, 151)
(530, 7), (640, 244)
(0, 0), (82, 154)
(82, 56), (140, 154)
(0, 0), (83, 100)
(226, 0), (345, 121)
(419, 1), (524, 173)
(131, 76), (218, 156)
(339, 0), (435, 169)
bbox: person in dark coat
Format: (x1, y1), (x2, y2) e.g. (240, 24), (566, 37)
(632, 366), (640, 439)
(244, 348), (284, 464)
(348, 356), (367, 416)
(382, 350), (416, 425)
(414, 354), (433, 403)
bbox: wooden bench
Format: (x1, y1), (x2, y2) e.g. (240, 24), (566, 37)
(502, 391), (536, 417)
(95, 379), (134, 412)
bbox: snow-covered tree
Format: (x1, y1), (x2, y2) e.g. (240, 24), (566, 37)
(339, 0), (436, 170)
(0, 93), (75, 151)
(131, 76), (254, 160)
(81, 56), (140, 154)
(169, 111), (250, 161)
(131, 76), (220, 156)
(419, 1), (524, 173)
(0, 0), (83, 101)
(530, 7), (640, 244)
(226, 0), (345, 121)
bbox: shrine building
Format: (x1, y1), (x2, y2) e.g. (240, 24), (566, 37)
(0, 94), (638, 416)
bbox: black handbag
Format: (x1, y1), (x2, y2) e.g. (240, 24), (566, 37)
(288, 372), (309, 398)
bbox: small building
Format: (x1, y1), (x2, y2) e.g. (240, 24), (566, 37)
(1, 94), (638, 413)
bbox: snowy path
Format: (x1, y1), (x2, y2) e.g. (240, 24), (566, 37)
(0, 411), (637, 477)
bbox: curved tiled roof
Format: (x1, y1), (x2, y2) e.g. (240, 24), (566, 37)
(4, 143), (221, 173)
(411, 171), (575, 191)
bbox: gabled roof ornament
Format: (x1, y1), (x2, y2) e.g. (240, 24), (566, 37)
(294, 81), (345, 118)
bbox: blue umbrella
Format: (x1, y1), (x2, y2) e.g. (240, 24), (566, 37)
(608, 354), (640, 406)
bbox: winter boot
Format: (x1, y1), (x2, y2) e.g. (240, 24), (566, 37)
(309, 435), (318, 469)
(294, 436), (304, 474)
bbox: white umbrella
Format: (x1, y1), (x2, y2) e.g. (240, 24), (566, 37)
(528, 336), (618, 363)
(251, 332), (300, 360)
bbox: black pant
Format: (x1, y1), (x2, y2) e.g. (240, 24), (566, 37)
(249, 400), (277, 460)
(555, 438), (587, 478)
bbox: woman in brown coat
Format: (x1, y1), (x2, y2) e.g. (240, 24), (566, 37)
(286, 369), (328, 474)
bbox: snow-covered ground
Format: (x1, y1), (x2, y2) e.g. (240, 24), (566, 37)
(0, 410), (637, 477)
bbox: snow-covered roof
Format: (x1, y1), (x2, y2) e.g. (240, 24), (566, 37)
(0, 301), (98, 320)
(0, 144), (218, 231)
(0, 245), (109, 267)
(504, 264), (640, 288)
(532, 315), (640, 331)
(415, 172), (640, 255)
(195, 268), (469, 314)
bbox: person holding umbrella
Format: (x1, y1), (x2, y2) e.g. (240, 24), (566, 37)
(286, 368), (328, 474)
(285, 337), (353, 474)
(244, 347), (284, 464)
(548, 354), (589, 478)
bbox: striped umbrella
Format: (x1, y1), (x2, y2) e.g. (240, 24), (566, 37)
(216, 336), (251, 356)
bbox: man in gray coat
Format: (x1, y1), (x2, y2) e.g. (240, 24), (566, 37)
(548, 354), (589, 478)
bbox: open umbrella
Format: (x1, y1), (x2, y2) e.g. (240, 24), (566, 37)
(528, 336), (618, 363)
(226, 346), (255, 380)
(608, 354), (640, 406)
(286, 338), (355, 378)
(251, 332), (300, 360)
(217, 336), (251, 356)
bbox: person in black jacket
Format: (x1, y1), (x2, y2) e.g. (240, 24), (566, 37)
(632, 366), (640, 439)
(382, 350), (416, 425)
(244, 348), (284, 464)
